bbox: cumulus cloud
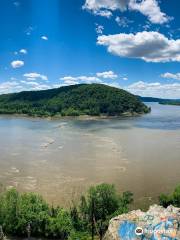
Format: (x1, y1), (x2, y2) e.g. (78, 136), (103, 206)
(80, 76), (102, 82)
(83, 0), (169, 24)
(23, 72), (48, 81)
(96, 71), (118, 79)
(60, 75), (102, 84)
(19, 49), (27, 54)
(83, 0), (128, 17)
(60, 71), (119, 84)
(95, 9), (112, 18)
(41, 36), (48, 41)
(0, 81), (23, 94)
(97, 31), (180, 63)
(21, 81), (50, 90)
(161, 72), (180, 81)
(129, 0), (170, 24)
(125, 81), (180, 99)
(63, 79), (79, 85)
(11, 60), (24, 68)
(60, 76), (77, 82)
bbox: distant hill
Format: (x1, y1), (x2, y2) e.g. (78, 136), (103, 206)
(0, 84), (150, 117)
(139, 96), (180, 106)
(139, 96), (166, 102)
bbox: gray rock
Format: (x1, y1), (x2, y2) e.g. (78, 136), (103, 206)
(103, 205), (180, 240)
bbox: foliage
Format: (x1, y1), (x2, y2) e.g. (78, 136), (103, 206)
(159, 101), (180, 106)
(1, 184), (179, 238)
(71, 183), (133, 239)
(0, 84), (150, 117)
(0, 184), (133, 239)
(0, 189), (72, 239)
(45, 208), (72, 239)
(159, 185), (180, 208)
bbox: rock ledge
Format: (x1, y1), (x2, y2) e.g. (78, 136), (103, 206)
(103, 205), (180, 240)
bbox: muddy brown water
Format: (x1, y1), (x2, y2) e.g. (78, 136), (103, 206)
(0, 103), (180, 208)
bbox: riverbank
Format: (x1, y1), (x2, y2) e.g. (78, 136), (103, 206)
(0, 109), (151, 121)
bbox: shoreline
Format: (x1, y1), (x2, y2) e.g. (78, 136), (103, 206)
(0, 111), (149, 121)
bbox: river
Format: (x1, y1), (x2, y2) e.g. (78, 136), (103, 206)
(0, 103), (179, 208)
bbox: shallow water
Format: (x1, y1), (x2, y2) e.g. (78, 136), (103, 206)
(0, 103), (179, 207)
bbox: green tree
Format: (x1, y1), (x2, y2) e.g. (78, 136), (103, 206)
(16, 192), (49, 236)
(0, 84), (150, 117)
(0, 188), (20, 234)
(45, 208), (72, 239)
(78, 184), (133, 239)
(159, 185), (180, 208)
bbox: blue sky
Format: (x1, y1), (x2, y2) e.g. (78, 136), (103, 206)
(0, 0), (180, 98)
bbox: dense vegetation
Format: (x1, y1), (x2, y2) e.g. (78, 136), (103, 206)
(159, 101), (180, 106)
(0, 183), (179, 239)
(0, 84), (150, 117)
(139, 96), (180, 106)
(0, 183), (133, 239)
(159, 185), (180, 208)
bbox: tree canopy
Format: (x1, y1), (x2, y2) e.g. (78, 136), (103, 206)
(0, 84), (150, 117)
(0, 183), (133, 239)
(159, 185), (180, 208)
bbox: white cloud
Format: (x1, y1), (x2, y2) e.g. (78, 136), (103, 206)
(161, 72), (180, 81)
(97, 31), (180, 63)
(19, 49), (27, 54)
(83, 0), (170, 24)
(23, 72), (48, 81)
(115, 16), (133, 27)
(95, 24), (104, 35)
(64, 80), (79, 85)
(41, 36), (48, 41)
(123, 77), (128, 80)
(95, 9), (112, 18)
(129, 0), (170, 24)
(60, 76), (77, 81)
(21, 81), (39, 86)
(78, 76), (102, 82)
(60, 75), (102, 83)
(32, 84), (50, 90)
(125, 81), (180, 99)
(96, 71), (118, 79)
(11, 60), (24, 68)
(53, 84), (65, 88)
(60, 71), (118, 84)
(83, 0), (128, 17)
(20, 81), (50, 90)
(0, 81), (23, 94)
(59, 76), (79, 85)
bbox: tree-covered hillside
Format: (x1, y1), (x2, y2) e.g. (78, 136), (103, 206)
(0, 84), (150, 117)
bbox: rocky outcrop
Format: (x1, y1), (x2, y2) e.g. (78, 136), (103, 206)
(104, 205), (180, 240)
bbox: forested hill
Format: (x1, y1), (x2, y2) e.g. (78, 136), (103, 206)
(0, 84), (150, 117)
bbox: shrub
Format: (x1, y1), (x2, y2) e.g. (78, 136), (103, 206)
(159, 185), (180, 208)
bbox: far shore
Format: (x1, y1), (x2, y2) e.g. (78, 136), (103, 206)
(0, 111), (149, 121)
